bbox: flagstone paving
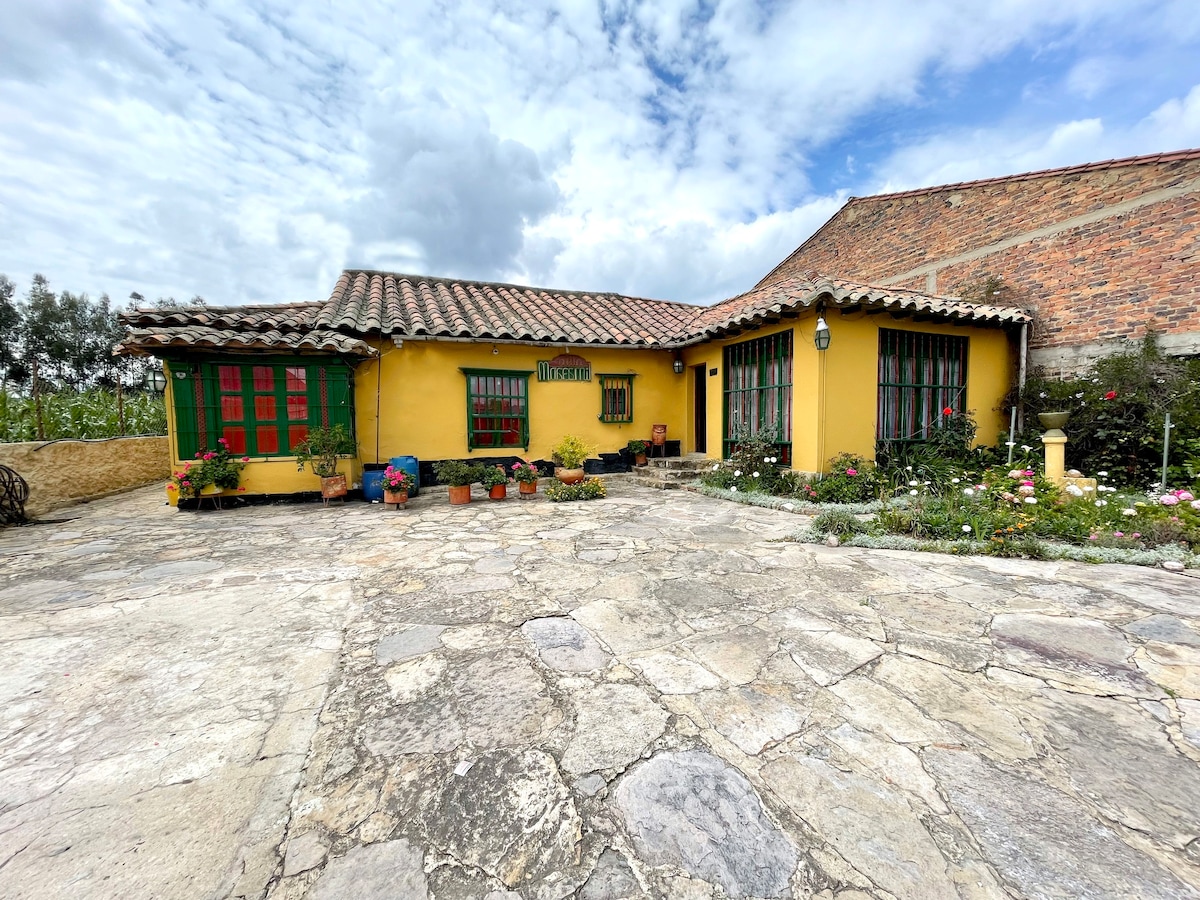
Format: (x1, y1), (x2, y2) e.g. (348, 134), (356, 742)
(2, 482), (1200, 899)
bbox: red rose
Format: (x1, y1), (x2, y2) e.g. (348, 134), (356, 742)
(943, 406), (953, 416)
(1104, 391), (1116, 400)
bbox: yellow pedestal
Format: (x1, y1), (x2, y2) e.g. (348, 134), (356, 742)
(1042, 432), (1067, 484)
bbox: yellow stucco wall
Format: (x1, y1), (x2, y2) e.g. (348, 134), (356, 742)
(158, 315), (1015, 494)
(681, 312), (1015, 473)
(354, 340), (685, 464)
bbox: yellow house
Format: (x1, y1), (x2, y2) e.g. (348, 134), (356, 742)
(117, 269), (1030, 499)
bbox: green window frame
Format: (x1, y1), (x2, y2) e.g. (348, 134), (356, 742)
(723, 331), (793, 464)
(462, 368), (531, 450)
(170, 358), (353, 460)
(597, 374), (635, 423)
(877, 329), (968, 443)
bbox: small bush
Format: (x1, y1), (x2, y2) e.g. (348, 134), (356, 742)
(812, 453), (878, 503)
(545, 477), (607, 502)
(811, 508), (870, 537)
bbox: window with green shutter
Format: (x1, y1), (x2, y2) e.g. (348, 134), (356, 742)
(170, 358), (353, 459)
(462, 369), (531, 450)
(723, 331), (792, 463)
(597, 374), (634, 423)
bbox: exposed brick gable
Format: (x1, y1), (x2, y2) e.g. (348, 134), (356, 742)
(760, 150), (1200, 363)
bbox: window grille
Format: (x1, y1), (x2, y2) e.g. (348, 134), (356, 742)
(723, 331), (792, 463)
(597, 374), (634, 423)
(877, 329), (968, 442)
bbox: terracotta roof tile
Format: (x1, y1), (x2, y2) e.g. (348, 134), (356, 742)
(116, 269), (1028, 357)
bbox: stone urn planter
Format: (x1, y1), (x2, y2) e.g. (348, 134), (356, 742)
(1037, 411), (1070, 431)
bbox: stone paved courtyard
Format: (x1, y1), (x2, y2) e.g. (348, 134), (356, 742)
(3, 481), (1200, 899)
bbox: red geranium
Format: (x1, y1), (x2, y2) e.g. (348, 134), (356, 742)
(1104, 390), (1117, 400)
(942, 406), (953, 415)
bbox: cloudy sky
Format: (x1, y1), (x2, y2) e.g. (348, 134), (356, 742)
(2, 0), (1199, 308)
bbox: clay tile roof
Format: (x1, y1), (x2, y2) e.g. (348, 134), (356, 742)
(685, 273), (1030, 339)
(314, 270), (701, 347)
(116, 270), (1027, 358)
(115, 302), (378, 358)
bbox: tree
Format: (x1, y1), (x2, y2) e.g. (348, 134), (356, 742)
(0, 275), (21, 390)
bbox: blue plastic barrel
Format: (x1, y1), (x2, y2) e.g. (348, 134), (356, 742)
(389, 456), (420, 496)
(362, 469), (386, 502)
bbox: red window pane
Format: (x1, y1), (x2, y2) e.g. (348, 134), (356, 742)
(285, 366), (306, 391)
(256, 426), (279, 454)
(220, 395), (244, 421)
(286, 395), (308, 421)
(222, 427), (246, 454)
(253, 366), (274, 391)
(254, 396), (277, 419)
(218, 366), (241, 392)
(287, 425), (308, 450)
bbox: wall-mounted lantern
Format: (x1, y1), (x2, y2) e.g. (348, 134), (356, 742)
(144, 363), (167, 392)
(814, 303), (831, 351)
(672, 354), (684, 374)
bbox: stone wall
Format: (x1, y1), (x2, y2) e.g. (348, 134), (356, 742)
(0, 436), (170, 518)
(759, 152), (1200, 358)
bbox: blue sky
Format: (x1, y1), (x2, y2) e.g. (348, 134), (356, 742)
(1, 0), (1198, 308)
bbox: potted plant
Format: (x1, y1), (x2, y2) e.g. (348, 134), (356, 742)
(293, 424), (356, 499)
(627, 439), (648, 467)
(435, 460), (481, 505)
(479, 464), (509, 500)
(168, 438), (249, 499)
(511, 460), (540, 497)
(381, 465), (413, 508)
(551, 435), (592, 485)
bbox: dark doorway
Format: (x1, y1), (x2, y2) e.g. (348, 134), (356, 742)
(693, 364), (707, 453)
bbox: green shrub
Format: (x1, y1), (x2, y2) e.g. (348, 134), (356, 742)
(813, 453), (878, 503)
(434, 460), (483, 487)
(811, 508), (870, 537)
(545, 477), (607, 502)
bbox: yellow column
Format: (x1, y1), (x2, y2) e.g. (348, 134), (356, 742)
(1042, 431), (1067, 484)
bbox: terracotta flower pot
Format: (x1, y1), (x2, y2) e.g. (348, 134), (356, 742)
(519, 480), (537, 496)
(634, 453), (647, 467)
(383, 489), (408, 507)
(319, 474), (347, 498)
(448, 484), (472, 505)
(489, 484), (507, 500)
(556, 467), (585, 485)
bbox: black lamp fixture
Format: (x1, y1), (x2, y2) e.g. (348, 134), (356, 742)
(672, 354), (684, 374)
(144, 363), (167, 392)
(814, 303), (831, 351)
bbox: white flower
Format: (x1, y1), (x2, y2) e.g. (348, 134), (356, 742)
(1097, 471), (1108, 477)
(963, 488), (974, 496)
(1121, 508), (1137, 516)
(712, 464), (720, 471)
(1083, 485), (1095, 492)
(1024, 496), (1038, 504)
(730, 486), (738, 492)
(1095, 500), (1107, 507)
(951, 477), (960, 484)
(1192, 499), (1200, 511)
(752, 471), (760, 478)
(764, 456), (771, 462)
(1020, 444), (1032, 452)
(770, 456), (777, 463)
(1065, 485), (1083, 497)
(1039, 391), (1048, 398)
(922, 481), (930, 486)
(909, 489), (918, 495)
(962, 525), (972, 533)
(909, 480), (919, 486)
(1005, 441), (1016, 447)
(734, 470), (741, 477)
(905, 465), (912, 471)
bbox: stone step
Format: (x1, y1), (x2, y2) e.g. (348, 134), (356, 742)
(643, 457), (714, 473)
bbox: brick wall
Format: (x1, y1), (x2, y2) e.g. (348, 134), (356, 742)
(761, 153), (1200, 357)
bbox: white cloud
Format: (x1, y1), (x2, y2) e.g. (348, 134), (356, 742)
(0, 0), (1197, 309)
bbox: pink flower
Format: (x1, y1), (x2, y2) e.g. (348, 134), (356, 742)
(1114, 531), (1124, 538)
(1176, 490), (1195, 502)
(1132, 532), (1141, 538)
(1160, 494), (1180, 506)
(181, 480), (191, 487)
(1192, 500), (1200, 512)
(1023, 470), (1034, 477)
(846, 468), (857, 476)
(237, 487), (246, 492)
(1021, 480), (1034, 486)
(166, 484), (177, 491)
(218, 437), (229, 445)
(203, 452), (215, 460)
(183, 462), (192, 469)
(1089, 534), (1097, 540)
(241, 456), (250, 462)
